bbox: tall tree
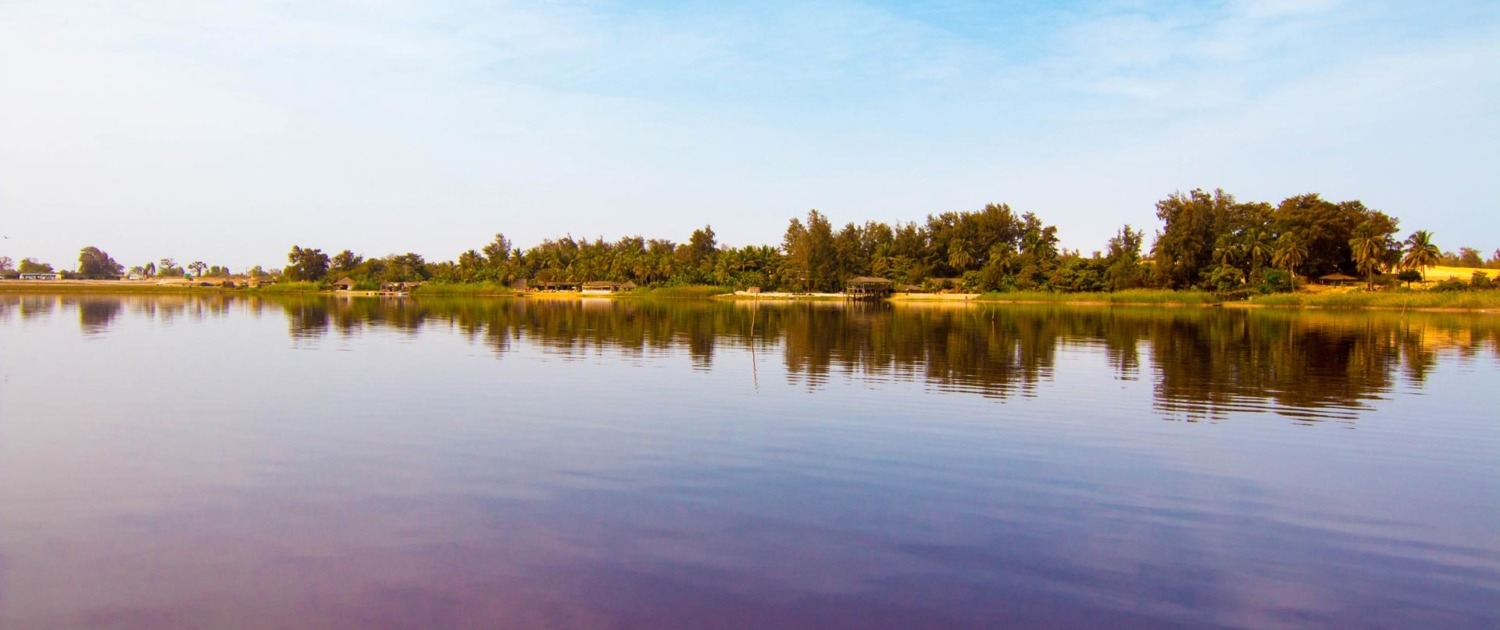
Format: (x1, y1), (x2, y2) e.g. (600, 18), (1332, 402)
(1105, 225), (1145, 290)
(686, 225), (717, 267)
(331, 250), (363, 274)
(1271, 195), (1371, 278)
(1152, 189), (1235, 289)
(782, 211), (836, 292)
(19, 258), (53, 274)
(285, 245), (331, 281)
(78, 246), (124, 279)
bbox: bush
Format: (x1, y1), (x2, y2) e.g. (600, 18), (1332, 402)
(1472, 271), (1493, 290)
(1258, 269), (1294, 294)
(1204, 265), (1242, 293)
(1434, 278), (1469, 292)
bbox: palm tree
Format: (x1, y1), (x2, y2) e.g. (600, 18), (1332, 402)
(1349, 229), (1386, 290)
(1272, 234), (1308, 288)
(947, 240), (972, 272)
(1243, 227), (1272, 272)
(1401, 230), (1440, 283)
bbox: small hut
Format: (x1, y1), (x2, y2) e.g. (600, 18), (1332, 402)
(845, 276), (894, 299)
(582, 281), (624, 295)
(381, 281), (423, 294)
(331, 276), (357, 291)
(530, 280), (580, 292)
(1319, 273), (1358, 286)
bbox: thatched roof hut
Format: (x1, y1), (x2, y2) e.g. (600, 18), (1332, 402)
(582, 281), (625, 293)
(845, 276), (895, 298)
(530, 280), (580, 292)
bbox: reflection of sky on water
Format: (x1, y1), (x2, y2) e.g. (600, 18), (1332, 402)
(1, 294), (1497, 627)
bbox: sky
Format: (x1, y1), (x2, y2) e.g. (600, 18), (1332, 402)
(2, 0), (1497, 271)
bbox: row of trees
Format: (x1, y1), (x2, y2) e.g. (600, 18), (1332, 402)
(1150, 189), (1496, 291)
(0, 252), (237, 280)
(279, 190), (1491, 293)
(7, 189), (1498, 291)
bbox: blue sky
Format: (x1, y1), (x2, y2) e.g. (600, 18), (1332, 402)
(2, 0), (1496, 271)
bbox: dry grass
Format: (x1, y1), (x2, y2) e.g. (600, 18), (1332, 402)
(1421, 265), (1494, 282)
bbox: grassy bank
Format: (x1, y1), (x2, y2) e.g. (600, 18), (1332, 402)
(620, 285), (730, 299)
(412, 282), (519, 297)
(1248, 290), (1500, 310)
(973, 289), (1222, 305)
(244, 281), (323, 294)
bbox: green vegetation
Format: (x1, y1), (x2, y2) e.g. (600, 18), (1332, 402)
(246, 281), (323, 294)
(18, 257), (53, 274)
(412, 282), (519, 297)
(975, 289), (1221, 305)
(620, 285), (729, 299)
(8, 188), (1499, 311)
(77, 246), (124, 280)
(1249, 290), (1500, 310)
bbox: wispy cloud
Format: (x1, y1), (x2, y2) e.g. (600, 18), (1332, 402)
(0, 0), (1495, 266)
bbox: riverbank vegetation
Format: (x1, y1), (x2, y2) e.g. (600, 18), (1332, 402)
(1248, 288), (1500, 310)
(7, 188), (1498, 306)
(976, 289), (1222, 305)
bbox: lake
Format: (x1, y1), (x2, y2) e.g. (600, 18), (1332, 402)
(1, 294), (1497, 628)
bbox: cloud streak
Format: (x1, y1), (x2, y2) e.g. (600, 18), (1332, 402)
(1, 0), (1495, 268)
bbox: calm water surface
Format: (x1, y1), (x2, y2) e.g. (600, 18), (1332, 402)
(2, 294), (1498, 629)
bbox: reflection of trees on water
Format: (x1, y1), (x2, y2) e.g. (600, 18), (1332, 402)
(77, 298), (122, 336)
(123, 294), (238, 325)
(12, 295), (58, 320)
(769, 304), (1060, 397)
(15, 294), (242, 334)
(13, 294), (1498, 423)
(266, 297), (1498, 421)
(1145, 310), (1500, 422)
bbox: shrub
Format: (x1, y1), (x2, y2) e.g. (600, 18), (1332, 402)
(1204, 265), (1242, 293)
(1472, 271), (1493, 290)
(1258, 269), (1294, 294)
(1434, 278), (1469, 292)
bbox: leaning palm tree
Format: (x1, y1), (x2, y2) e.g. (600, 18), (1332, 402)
(1272, 234), (1308, 288)
(1401, 230), (1440, 283)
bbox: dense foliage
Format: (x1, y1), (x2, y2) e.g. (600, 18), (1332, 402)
(275, 189), (1491, 294)
(12, 188), (1499, 291)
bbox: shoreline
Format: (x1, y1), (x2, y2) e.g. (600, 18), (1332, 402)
(4, 280), (1498, 313)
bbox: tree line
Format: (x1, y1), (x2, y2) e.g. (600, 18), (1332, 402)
(7, 188), (1500, 290)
